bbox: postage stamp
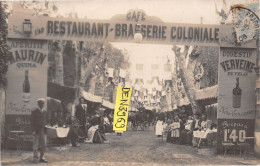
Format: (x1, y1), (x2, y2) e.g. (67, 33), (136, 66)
(231, 1), (259, 42)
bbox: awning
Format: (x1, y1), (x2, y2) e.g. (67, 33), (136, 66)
(80, 88), (102, 103)
(205, 103), (218, 109)
(47, 82), (77, 102)
(47, 97), (61, 104)
(47, 97), (62, 112)
(102, 100), (115, 110)
(195, 85), (218, 101)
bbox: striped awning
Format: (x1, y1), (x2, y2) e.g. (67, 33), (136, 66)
(80, 88), (102, 103)
(195, 85), (218, 101)
(205, 103), (218, 109)
(102, 100), (115, 110)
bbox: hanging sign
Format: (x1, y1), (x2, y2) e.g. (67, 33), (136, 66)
(8, 8), (223, 46)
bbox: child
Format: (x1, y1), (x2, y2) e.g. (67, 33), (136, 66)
(171, 115), (181, 144)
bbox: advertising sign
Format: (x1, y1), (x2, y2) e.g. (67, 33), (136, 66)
(8, 9), (223, 46)
(217, 47), (257, 151)
(6, 39), (48, 115)
(218, 47), (257, 119)
(217, 119), (254, 146)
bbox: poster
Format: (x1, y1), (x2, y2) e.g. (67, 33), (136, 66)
(217, 47), (257, 119)
(6, 39), (48, 115)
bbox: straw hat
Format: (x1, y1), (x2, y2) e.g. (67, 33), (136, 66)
(37, 98), (46, 103)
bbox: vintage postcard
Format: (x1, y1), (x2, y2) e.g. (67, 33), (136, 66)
(0, 0), (259, 165)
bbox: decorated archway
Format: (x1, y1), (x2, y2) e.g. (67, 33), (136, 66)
(5, 3), (258, 154)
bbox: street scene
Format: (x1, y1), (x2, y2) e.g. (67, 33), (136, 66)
(0, 0), (260, 165)
(2, 126), (260, 165)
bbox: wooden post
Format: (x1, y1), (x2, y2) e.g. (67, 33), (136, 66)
(255, 38), (260, 156)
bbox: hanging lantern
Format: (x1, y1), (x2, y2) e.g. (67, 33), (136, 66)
(23, 19), (32, 34)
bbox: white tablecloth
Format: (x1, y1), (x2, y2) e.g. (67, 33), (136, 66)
(46, 126), (70, 138)
(193, 130), (217, 139)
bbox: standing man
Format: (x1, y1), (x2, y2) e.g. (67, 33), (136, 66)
(75, 97), (87, 140)
(31, 98), (48, 163)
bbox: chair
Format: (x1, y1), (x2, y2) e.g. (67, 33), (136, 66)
(220, 130), (236, 157)
(7, 125), (24, 151)
(20, 125), (33, 150)
(236, 137), (254, 158)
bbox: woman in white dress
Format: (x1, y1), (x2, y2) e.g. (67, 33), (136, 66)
(155, 118), (164, 136)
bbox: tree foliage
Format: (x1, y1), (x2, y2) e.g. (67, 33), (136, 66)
(0, 2), (11, 88)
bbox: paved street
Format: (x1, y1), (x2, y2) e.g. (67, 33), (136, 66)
(1, 126), (259, 165)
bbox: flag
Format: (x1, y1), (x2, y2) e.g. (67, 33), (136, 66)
(151, 64), (159, 76)
(164, 64), (172, 80)
(119, 69), (126, 78)
(151, 64), (159, 70)
(164, 64), (172, 72)
(136, 64), (143, 79)
(136, 64), (143, 70)
(108, 68), (114, 77)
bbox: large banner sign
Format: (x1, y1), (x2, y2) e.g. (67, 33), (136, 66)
(6, 39), (48, 115)
(8, 9), (222, 46)
(218, 47), (257, 119)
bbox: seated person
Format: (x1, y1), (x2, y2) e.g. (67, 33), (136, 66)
(103, 113), (112, 133)
(164, 119), (173, 143)
(85, 112), (109, 144)
(50, 112), (58, 126)
(66, 115), (81, 147)
(179, 115), (188, 145)
(197, 114), (212, 148)
(185, 116), (194, 145)
(211, 123), (217, 130)
(200, 114), (212, 131)
(57, 112), (64, 127)
(185, 116), (193, 131)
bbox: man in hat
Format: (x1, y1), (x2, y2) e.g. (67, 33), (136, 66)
(75, 97), (88, 140)
(30, 98), (48, 163)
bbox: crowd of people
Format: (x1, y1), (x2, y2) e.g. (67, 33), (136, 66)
(30, 97), (114, 163)
(66, 97), (114, 147)
(155, 107), (217, 148)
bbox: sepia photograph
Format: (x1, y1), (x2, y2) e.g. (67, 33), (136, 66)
(0, 0), (259, 165)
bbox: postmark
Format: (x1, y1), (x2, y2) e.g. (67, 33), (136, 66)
(231, 1), (259, 42)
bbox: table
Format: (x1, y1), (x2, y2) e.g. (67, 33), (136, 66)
(46, 126), (70, 148)
(193, 130), (217, 139)
(193, 130), (217, 149)
(46, 126), (70, 138)
(10, 131), (25, 151)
